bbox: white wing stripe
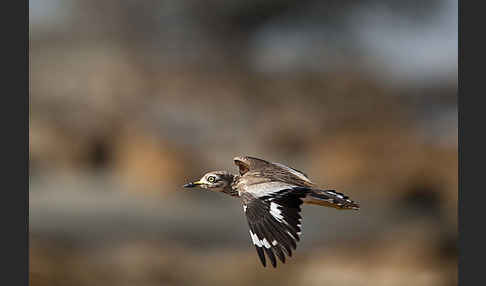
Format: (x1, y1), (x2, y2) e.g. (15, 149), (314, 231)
(270, 202), (285, 222)
(286, 230), (296, 240)
(250, 230), (273, 249)
(262, 238), (272, 249)
(250, 230), (262, 247)
(244, 182), (297, 197)
(326, 190), (344, 199)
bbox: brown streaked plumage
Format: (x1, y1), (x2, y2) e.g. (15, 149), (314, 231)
(184, 156), (359, 268)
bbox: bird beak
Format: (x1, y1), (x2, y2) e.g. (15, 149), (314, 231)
(183, 181), (202, 188)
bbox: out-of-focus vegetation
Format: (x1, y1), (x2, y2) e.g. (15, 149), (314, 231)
(30, 0), (457, 285)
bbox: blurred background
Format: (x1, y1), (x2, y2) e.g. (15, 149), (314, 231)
(29, 0), (457, 285)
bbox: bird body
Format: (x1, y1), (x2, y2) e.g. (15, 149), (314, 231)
(184, 156), (359, 268)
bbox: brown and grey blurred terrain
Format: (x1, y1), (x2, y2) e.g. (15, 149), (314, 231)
(29, 0), (457, 285)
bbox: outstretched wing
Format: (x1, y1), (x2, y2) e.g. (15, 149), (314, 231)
(233, 156), (313, 187)
(240, 185), (310, 267)
(233, 156), (270, 175)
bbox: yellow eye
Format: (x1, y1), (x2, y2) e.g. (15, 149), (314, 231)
(207, 176), (216, 183)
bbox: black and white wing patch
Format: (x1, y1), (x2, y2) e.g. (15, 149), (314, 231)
(241, 187), (309, 267)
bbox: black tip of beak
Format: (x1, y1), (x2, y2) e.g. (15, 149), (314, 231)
(183, 183), (196, 188)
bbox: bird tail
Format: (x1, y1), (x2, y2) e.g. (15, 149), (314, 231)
(303, 189), (360, 210)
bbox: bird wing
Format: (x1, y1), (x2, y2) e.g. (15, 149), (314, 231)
(233, 156), (313, 187)
(233, 156), (270, 175)
(240, 182), (310, 267)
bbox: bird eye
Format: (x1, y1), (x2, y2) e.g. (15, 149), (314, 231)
(207, 176), (216, 183)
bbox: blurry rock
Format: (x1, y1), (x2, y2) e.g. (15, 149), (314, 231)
(30, 222), (456, 286)
(397, 182), (443, 217)
(309, 128), (456, 195)
(297, 225), (456, 286)
(29, 120), (90, 174)
(113, 127), (192, 195)
(87, 137), (113, 169)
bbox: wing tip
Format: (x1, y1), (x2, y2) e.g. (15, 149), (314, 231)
(256, 246), (266, 267)
(264, 248), (277, 268)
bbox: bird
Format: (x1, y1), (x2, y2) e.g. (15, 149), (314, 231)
(183, 156), (359, 268)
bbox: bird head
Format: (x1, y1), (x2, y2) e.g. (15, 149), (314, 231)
(183, 171), (234, 191)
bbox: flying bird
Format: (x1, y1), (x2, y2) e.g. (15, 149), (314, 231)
(183, 156), (359, 268)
